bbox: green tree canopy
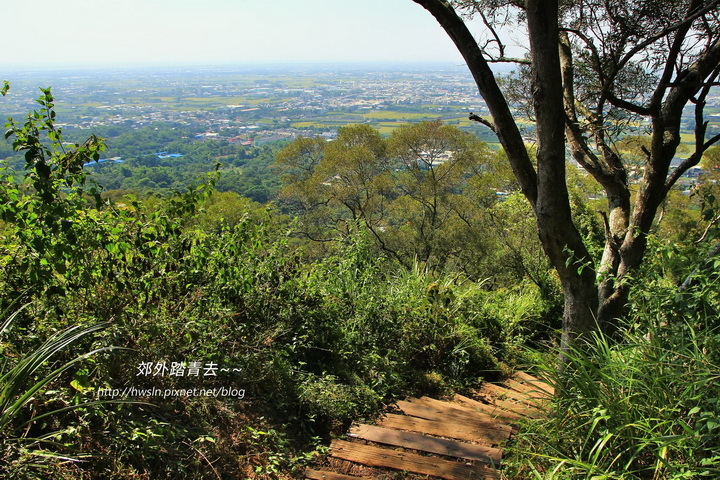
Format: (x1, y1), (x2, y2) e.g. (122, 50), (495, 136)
(275, 121), (519, 277)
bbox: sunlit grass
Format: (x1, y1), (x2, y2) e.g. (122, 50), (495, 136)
(509, 322), (720, 479)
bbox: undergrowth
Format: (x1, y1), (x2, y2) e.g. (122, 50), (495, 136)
(508, 239), (720, 479)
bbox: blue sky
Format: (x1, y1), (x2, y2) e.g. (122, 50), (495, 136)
(2, 0), (467, 68)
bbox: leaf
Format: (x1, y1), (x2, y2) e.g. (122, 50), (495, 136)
(70, 378), (90, 392)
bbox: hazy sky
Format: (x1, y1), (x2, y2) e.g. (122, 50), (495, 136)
(2, 0), (468, 68)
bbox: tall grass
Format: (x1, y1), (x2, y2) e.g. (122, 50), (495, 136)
(1, 306), (115, 470)
(510, 322), (720, 480)
(507, 236), (720, 479)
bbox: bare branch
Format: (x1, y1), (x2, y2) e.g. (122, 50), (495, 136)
(661, 38), (720, 165)
(479, 9), (506, 59)
(605, 92), (652, 116)
(560, 32), (606, 177)
(468, 112), (497, 132)
(599, 211), (621, 249)
(697, 212), (720, 243)
(487, 57), (532, 64)
(665, 132), (720, 192)
(630, 0), (720, 72)
(561, 27), (605, 83)
(646, 0), (719, 112)
(641, 145), (651, 159)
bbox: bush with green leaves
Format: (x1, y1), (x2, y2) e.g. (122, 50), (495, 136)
(508, 239), (720, 480)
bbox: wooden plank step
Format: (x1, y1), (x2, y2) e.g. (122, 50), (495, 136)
(348, 424), (502, 466)
(330, 439), (499, 480)
(503, 378), (553, 402)
(479, 382), (536, 403)
(475, 384), (545, 415)
(378, 413), (509, 446)
(305, 468), (370, 480)
(512, 371), (555, 396)
(417, 396), (518, 422)
(396, 398), (513, 439)
(452, 393), (526, 422)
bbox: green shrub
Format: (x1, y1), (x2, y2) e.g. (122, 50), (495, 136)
(509, 257), (720, 479)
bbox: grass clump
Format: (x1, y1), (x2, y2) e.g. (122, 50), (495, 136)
(509, 268), (720, 480)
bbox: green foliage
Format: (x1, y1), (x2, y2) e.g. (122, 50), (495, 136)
(275, 121), (519, 279)
(1, 88), (104, 288)
(511, 330), (720, 479)
(509, 239), (720, 479)
(0, 304), (114, 475)
(0, 88), (598, 479)
(0, 92), (540, 479)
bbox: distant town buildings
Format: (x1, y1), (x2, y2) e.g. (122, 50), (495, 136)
(2, 66), (717, 183)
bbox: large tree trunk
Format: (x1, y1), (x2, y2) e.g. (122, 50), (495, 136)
(527, 0), (599, 357)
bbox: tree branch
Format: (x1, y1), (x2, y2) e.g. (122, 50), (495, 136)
(697, 212), (720, 243)
(559, 32), (605, 176)
(479, 9), (506, 59)
(486, 57), (532, 64)
(648, 0), (716, 112)
(605, 91), (651, 116)
(561, 27), (606, 85)
(664, 132), (720, 192)
(476, 9), (532, 64)
(468, 112), (496, 132)
(412, 0), (538, 205)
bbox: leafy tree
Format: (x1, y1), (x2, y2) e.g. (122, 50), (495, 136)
(702, 145), (720, 171)
(386, 120), (497, 270)
(276, 122), (510, 276)
(1, 87), (105, 291)
(412, 0), (720, 354)
(276, 126), (388, 244)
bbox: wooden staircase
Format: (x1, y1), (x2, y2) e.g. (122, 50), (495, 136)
(305, 372), (553, 480)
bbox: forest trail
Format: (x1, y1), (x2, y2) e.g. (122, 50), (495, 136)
(305, 372), (553, 480)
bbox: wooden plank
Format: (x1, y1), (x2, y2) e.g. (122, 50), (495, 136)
(378, 413), (509, 446)
(348, 424), (502, 466)
(513, 371), (555, 396)
(396, 397), (500, 426)
(502, 379), (552, 409)
(479, 382), (535, 403)
(453, 393), (526, 422)
(503, 378), (551, 399)
(305, 468), (369, 480)
(396, 398), (512, 438)
(330, 440), (499, 480)
(417, 396), (515, 421)
(474, 385), (545, 416)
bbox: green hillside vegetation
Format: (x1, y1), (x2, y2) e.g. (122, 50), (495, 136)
(0, 88), (544, 479)
(1, 87), (719, 480)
